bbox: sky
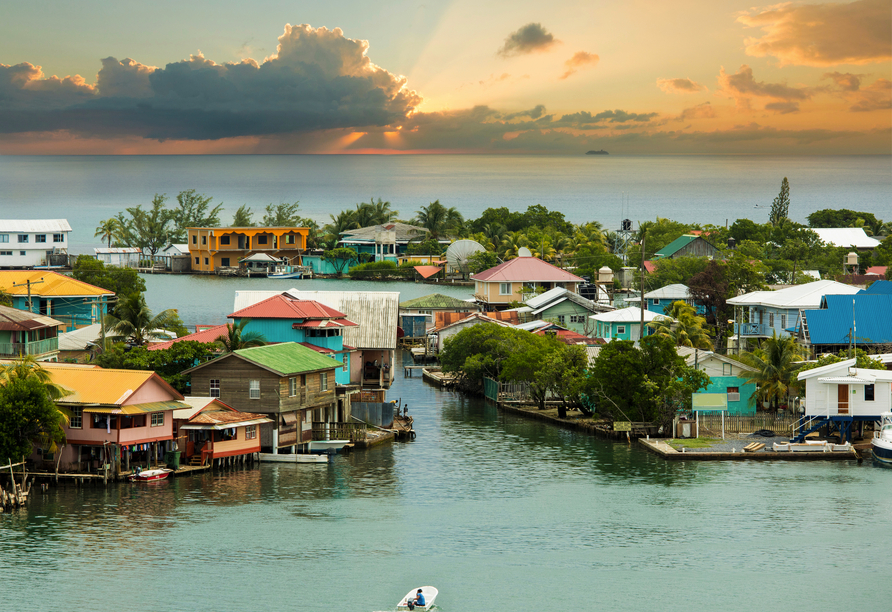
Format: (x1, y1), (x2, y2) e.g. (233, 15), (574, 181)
(0, 0), (889, 155)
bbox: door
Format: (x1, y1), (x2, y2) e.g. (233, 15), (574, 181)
(837, 384), (849, 415)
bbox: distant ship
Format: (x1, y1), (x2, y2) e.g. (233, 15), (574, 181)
(585, 150), (609, 155)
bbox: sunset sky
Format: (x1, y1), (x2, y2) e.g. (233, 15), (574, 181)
(1, 0), (889, 154)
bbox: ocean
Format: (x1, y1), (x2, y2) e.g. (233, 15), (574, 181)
(1, 154), (890, 254)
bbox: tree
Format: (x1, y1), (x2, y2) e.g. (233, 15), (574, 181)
(169, 190), (223, 242)
(262, 202), (302, 226)
(0, 376), (66, 461)
(645, 255), (709, 289)
(739, 332), (804, 411)
(95, 341), (217, 393)
(440, 323), (528, 392)
(215, 319), (267, 353)
(501, 333), (557, 411)
(231, 204), (255, 227)
(807, 208), (881, 230)
(648, 301), (712, 349)
(103, 292), (182, 346)
(769, 177), (790, 227)
(117, 195), (174, 256)
(94, 218), (122, 248)
(414, 200), (463, 240)
(322, 247), (359, 276)
(467, 250), (499, 273)
(636, 217), (694, 253)
(70, 255), (146, 296)
(0, 355), (70, 402)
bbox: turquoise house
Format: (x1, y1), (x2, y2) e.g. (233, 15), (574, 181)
(590, 307), (669, 342)
(633, 283), (705, 315)
(302, 253), (356, 276)
(680, 348), (758, 416)
(228, 294), (358, 385)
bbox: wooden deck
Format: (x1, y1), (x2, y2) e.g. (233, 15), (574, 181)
(639, 438), (860, 461)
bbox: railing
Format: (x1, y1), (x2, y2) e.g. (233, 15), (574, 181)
(311, 422), (367, 442)
(695, 413), (798, 437)
(734, 322), (771, 337)
(0, 337), (59, 357)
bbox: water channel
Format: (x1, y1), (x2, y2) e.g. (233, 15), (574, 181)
(3, 351), (891, 611)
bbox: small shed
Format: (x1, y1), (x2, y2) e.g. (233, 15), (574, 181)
(94, 247), (141, 267)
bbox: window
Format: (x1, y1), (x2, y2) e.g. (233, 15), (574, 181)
(557, 315), (565, 324)
(201, 235), (206, 245)
(70, 408), (82, 429)
(0, 234), (7, 243)
(320, 372), (328, 391)
(343, 357), (348, 372)
(570, 315), (584, 324)
(723, 363), (732, 375)
(285, 234), (295, 244)
(652, 299), (659, 306)
(192, 235), (197, 244)
(865, 384), (875, 401)
(221, 258), (230, 267)
(499, 282), (512, 295)
(151, 412), (164, 427)
(220, 235), (230, 245)
(18, 234), (28, 243)
(617, 325), (626, 335)
(204, 257), (209, 265)
(53, 234), (64, 243)
(210, 379), (220, 398)
(195, 257), (199, 265)
(0, 251), (11, 256)
(249, 380), (260, 399)
(289, 377), (297, 396)
(727, 387), (740, 403)
(35, 234), (46, 243)
(246, 425), (257, 440)
(769, 312), (775, 327)
(257, 235), (268, 245)
(780, 314), (786, 329)
(20, 251), (26, 256)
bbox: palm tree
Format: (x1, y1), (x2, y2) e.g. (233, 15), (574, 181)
(94, 218), (122, 248)
(739, 332), (805, 411)
(0, 355), (72, 452)
(103, 292), (181, 346)
(414, 200), (463, 240)
(500, 231), (529, 260)
(214, 319), (267, 352)
(647, 301), (712, 349)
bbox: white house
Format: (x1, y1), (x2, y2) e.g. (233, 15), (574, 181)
(811, 228), (880, 250)
(797, 359), (892, 419)
(0, 219), (71, 268)
(94, 247), (142, 267)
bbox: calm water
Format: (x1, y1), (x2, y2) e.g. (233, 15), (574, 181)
(3, 357), (891, 611)
(1, 155), (890, 254)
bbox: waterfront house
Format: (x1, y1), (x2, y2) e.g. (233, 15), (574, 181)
(796, 358), (892, 442)
(514, 287), (608, 336)
(652, 235), (717, 260)
(338, 222), (433, 262)
(677, 347), (758, 415)
(0, 219), (71, 268)
(627, 283), (704, 315)
(431, 313), (514, 353)
(42, 364), (189, 473)
(184, 342), (341, 454)
(0, 305), (63, 361)
(472, 252), (584, 309)
(228, 294), (359, 385)
(187, 226), (310, 273)
(94, 247), (141, 268)
(727, 280), (861, 344)
(399, 293), (477, 338)
(590, 307), (669, 342)
(799, 281), (892, 354)
(235, 289), (399, 389)
(172, 397), (271, 465)
(0, 270), (114, 332)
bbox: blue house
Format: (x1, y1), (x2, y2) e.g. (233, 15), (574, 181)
(632, 283), (705, 315)
(590, 307), (670, 342)
(0, 270), (114, 332)
(680, 348), (758, 416)
(228, 294), (359, 385)
(801, 280), (892, 354)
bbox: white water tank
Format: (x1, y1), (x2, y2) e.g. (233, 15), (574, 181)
(598, 266), (614, 283)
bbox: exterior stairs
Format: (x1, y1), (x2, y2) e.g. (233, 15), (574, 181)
(791, 416), (831, 443)
(189, 455), (204, 467)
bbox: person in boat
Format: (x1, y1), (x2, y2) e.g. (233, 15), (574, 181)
(407, 589), (425, 610)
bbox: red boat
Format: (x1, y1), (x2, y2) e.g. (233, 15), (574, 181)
(128, 468), (172, 482)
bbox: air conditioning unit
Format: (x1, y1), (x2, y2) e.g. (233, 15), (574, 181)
(727, 393), (740, 402)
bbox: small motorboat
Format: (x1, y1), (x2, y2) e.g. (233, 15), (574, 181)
(129, 468), (173, 482)
(872, 412), (892, 464)
(397, 586), (438, 610)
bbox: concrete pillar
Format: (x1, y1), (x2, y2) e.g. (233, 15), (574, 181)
(272, 427), (279, 454)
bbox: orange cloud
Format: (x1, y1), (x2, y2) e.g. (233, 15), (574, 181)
(657, 77), (707, 94)
(497, 23), (558, 58)
(676, 102), (716, 121)
(737, 0), (891, 67)
(822, 71), (865, 92)
(849, 78), (891, 112)
(717, 65), (812, 113)
(560, 51), (599, 80)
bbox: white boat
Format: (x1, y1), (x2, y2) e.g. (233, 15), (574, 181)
(308, 439), (351, 453)
(259, 453), (329, 463)
(129, 468), (172, 481)
(268, 263), (310, 279)
(872, 412), (892, 464)
(773, 440), (852, 453)
(397, 586), (438, 610)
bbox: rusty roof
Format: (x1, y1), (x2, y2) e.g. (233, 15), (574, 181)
(0, 305), (64, 331)
(434, 310), (518, 329)
(0, 271), (114, 298)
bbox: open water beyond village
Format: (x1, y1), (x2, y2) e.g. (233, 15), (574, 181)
(2, 354), (892, 612)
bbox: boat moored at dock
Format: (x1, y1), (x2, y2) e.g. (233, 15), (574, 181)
(871, 412), (892, 464)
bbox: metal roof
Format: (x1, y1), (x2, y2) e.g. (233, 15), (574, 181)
(45, 366), (184, 405)
(0, 271), (114, 298)
(340, 222), (428, 242)
(58, 323), (102, 350)
(0, 305), (64, 331)
(0, 219), (71, 233)
(472, 256), (584, 283)
(235, 290), (399, 350)
(643, 283), (691, 300)
(235, 342), (341, 374)
(590, 307), (670, 323)
(866, 280), (892, 294)
(399, 293), (476, 310)
(811, 227), (880, 249)
(94, 247), (141, 254)
(147, 324), (228, 351)
(654, 235), (699, 258)
(229, 294), (355, 325)
(728, 280), (861, 310)
(803, 293), (892, 345)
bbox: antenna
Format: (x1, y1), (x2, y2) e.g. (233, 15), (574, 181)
(445, 239), (486, 279)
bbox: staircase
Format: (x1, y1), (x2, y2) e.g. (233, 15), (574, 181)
(189, 455), (205, 467)
(791, 415), (831, 442)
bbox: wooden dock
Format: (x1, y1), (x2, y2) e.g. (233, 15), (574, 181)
(639, 438), (860, 461)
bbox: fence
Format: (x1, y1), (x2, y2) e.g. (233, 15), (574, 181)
(351, 402), (395, 428)
(483, 378), (558, 403)
(695, 413), (797, 437)
(311, 422), (367, 443)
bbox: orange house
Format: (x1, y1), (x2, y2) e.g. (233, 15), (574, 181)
(173, 397), (271, 466)
(187, 226), (310, 273)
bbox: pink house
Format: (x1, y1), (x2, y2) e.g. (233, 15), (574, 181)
(43, 364), (189, 474)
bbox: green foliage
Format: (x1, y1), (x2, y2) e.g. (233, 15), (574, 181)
(769, 177), (790, 227)
(807, 208), (881, 230)
(70, 255), (146, 296)
(648, 301), (713, 349)
(262, 202), (302, 226)
(347, 260), (413, 280)
(104, 292), (182, 346)
(414, 200), (464, 240)
(231, 204), (255, 227)
(214, 320), (266, 353)
(440, 324), (530, 392)
(467, 250), (500, 273)
(739, 332), (805, 410)
(321, 247), (359, 276)
(796, 349), (884, 374)
(169, 190), (223, 242)
(115, 195), (174, 256)
(406, 238), (445, 256)
(0, 376), (65, 460)
(730, 219), (769, 245)
(501, 334), (588, 416)
(638, 217), (695, 254)
(645, 256), (709, 289)
(94, 341), (217, 393)
(94, 218), (122, 248)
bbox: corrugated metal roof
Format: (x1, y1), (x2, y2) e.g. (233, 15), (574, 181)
(472, 256), (584, 283)
(147, 324), (228, 351)
(0, 219), (72, 233)
(58, 323), (102, 350)
(804, 294), (892, 345)
(866, 280), (892, 294)
(728, 280), (861, 309)
(235, 290), (399, 350)
(229, 294), (353, 323)
(811, 227), (880, 249)
(235, 342), (342, 374)
(590, 307), (670, 323)
(94, 247), (141, 254)
(654, 235), (698, 258)
(0, 305), (64, 331)
(340, 222), (428, 242)
(45, 365), (183, 405)
(400, 293), (475, 310)
(643, 283), (690, 300)
(0, 271), (114, 298)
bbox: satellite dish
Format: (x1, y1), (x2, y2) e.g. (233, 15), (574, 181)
(446, 239), (486, 278)
(517, 247), (533, 258)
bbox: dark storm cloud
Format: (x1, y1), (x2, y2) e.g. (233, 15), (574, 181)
(497, 23), (558, 58)
(0, 24), (421, 140)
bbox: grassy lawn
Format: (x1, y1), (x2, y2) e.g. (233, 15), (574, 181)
(668, 438), (720, 450)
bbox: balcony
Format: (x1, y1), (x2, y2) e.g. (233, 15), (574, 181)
(734, 322), (771, 337)
(0, 337), (59, 358)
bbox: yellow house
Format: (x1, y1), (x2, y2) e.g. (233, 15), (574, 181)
(472, 253), (584, 308)
(187, 227), (310, 273)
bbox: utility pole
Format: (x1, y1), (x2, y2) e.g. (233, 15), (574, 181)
(639, 231), (646, 343)
(12, 277), (45, 313)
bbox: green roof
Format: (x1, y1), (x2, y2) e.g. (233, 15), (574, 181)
(234, 342), (342, 375)
(399, 293), (472, 309)
(654, 235), (699, 259)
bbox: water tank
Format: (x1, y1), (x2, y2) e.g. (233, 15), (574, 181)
(621, 219), (632, 231)
(845, 251), (859, 266)
(598, 266), (614, 283)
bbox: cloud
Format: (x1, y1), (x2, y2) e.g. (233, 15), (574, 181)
(764, 101), (800, 114)
(676, 102), (716, 121)
(737, 0), (891, 67)
(656, 77), (707, 94)
(849, 78), (891, 112)
(497, 23), (558, 58)
(590, 109), (659, 123)
(0, 24), (421, 140)
(717, 65), (814, 111)
(822, 71), (864, 92)
(501, 105), (547, 120)
(560, 51), (599, 79)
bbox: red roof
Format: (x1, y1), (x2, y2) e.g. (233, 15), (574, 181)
(533, 328), (604, 345)
(147, 324), (228, 351)
(229, 294), (355, 325)
(866, 266), (888, 276)
(472, 256), (584, 283)
(414, 265), (444, 279)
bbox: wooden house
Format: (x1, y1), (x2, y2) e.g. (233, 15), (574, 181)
(184, 342), (341, 454)
(0, 304), (64, 361)
(172, 397), (271, 466)
(653, 235), (718, 260)
(677, 347), (758, 416)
